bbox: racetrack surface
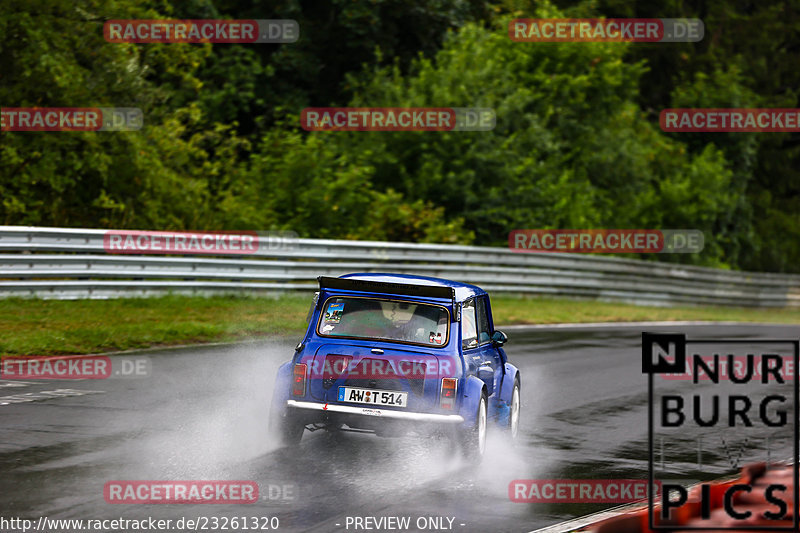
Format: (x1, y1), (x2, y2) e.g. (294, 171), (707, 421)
(1, 324), (797, 533)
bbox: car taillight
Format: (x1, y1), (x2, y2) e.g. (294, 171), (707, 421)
(292, 363), (307, 397)
(440, 378), (457, 410)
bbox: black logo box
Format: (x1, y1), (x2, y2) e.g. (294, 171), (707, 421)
(642, 332), (800, 531)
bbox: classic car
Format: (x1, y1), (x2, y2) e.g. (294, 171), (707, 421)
(269, 273), (521, 459)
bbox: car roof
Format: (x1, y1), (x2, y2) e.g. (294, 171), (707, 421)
(338, 272), (487, 302)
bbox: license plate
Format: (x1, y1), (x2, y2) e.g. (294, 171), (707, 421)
(337, 387), (407, 408)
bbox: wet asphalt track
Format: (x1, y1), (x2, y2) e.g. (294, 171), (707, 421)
(1, 323), (798, 533)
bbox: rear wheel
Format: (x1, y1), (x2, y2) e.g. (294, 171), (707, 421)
(460, 394), (487, 461)
(271, 411), (304, 447)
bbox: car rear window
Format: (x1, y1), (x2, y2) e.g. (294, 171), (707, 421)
(318, 297), (450, 346)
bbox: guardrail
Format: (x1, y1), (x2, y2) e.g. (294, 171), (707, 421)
(0, 226), (798, 307)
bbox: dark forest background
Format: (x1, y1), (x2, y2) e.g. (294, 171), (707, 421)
(1, 0), (799, 272)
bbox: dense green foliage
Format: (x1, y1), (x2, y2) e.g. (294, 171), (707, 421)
(1, 0), (798, 271)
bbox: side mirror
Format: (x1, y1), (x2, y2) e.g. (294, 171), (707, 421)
(492, 330), (508, 347)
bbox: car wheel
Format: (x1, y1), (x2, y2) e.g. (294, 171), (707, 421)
(271, 411), (304, 447)
(460, 393), (487, 461)
(508, 377), (521, 440)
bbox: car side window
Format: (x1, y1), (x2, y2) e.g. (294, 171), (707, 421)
(462, 299), (478, 349)
(476, 296), (491, 345)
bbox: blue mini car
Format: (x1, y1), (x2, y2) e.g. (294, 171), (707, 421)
(270, 273), (521, 459)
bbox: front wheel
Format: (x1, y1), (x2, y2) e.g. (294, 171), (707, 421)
(459, 394), (488, 461)
(507, 377), (521, 440)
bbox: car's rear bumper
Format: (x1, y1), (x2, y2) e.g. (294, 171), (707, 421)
(286, 400), (464, 423)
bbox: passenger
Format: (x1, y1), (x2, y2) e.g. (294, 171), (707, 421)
(338, 300), (395, 338)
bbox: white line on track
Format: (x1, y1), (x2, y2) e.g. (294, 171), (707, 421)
(527, 504), (640, 533)
(0, 388), (105, 406)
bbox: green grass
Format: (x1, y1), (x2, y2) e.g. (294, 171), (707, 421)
(0, 294), (311, 356)
(489, 295), (800, 325)
(1, 294), (798, 356)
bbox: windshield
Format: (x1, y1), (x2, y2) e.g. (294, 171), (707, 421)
(317, 297), (449, 346)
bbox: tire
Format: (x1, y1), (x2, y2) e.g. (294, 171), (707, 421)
(460, 393), (488, 461)
(507, 377), (521, 440)
(271, 411), (304, 447)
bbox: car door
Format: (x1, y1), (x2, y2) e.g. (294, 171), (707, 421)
(462, 297), (502, 397)
(475, 296), (504, 395)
